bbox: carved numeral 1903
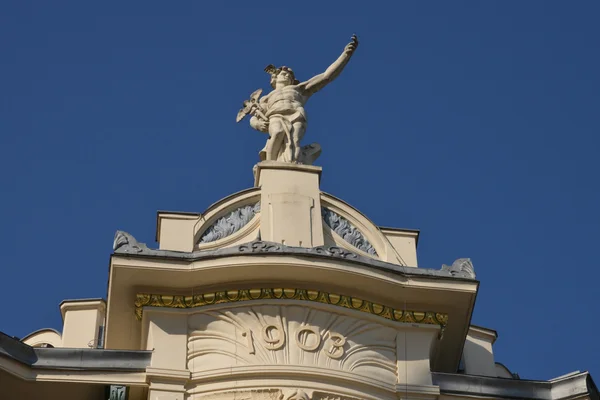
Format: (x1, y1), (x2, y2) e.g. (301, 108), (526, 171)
(241, 325), (346, 358)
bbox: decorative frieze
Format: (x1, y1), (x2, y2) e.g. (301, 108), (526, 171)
(134, 288), (448, 330)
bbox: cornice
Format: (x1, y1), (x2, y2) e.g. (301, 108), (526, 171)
(113, 234), (477, 281)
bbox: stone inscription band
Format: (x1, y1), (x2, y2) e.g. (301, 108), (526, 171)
(134, 288), (448, 330)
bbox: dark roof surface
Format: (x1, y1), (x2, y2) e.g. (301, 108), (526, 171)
(433, 371), (599, 400)
(0, 331), (151, 371)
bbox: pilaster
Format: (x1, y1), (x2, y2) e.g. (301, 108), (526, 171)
(144, 310), (190, 400)
(396, 328), (438, 386)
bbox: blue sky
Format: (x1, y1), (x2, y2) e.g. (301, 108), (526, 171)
(1, 1), (599, 381)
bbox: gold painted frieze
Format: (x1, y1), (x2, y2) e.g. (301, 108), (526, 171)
(134, 288), (448, 330)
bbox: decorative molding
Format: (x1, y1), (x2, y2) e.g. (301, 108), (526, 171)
(114, 236), (475, 283)
(199, 202), (261, 244)
(442, 258), (476, 279)
(134, 288), (448, 330)
(193, 389), (363, 400)
(315, 394), (362, 400)
(197, 389), (281, 400)
(322, 208), (378, 257)
(239, 241), (361, 260)
(313, 246), (359, 259)
(239, 241), (283, 253)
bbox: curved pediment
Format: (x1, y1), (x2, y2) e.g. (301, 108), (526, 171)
(21, 328), (62, 348)
(154, 163), (418, 266)
(194, 188), (261, 251)
(320, 193), (413, 266)
(155, 186), (416, 267)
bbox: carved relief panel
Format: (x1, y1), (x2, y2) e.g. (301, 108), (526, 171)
(187, 304), (398, 383)
(196, 389), (361, 400)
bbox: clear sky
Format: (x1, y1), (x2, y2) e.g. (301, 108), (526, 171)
(1, 1), (599, 382)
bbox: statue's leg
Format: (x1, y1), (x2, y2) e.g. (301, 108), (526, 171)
(291, 122), (306, 162)
(267, 119), (285, 161)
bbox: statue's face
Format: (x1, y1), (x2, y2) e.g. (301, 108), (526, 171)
(276, 70), (293, 87)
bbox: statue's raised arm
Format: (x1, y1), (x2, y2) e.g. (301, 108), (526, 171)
(299, 35), (359, 96)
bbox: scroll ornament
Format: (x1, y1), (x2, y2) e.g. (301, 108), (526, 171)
(322, 208), (378, 256)
(199, 202), (260, 243)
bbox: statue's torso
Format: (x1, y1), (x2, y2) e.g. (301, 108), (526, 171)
(263, 86), (308, 120)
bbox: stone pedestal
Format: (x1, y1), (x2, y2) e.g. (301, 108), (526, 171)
(254, 161), (324, 248)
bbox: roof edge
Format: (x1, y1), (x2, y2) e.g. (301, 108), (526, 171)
(0, 331), (151, 372)
(433, 371), (597, 400)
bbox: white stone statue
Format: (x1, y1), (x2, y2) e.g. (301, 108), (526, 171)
(236, 35), (359, 164)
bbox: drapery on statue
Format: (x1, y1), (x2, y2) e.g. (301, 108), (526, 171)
(236, 35), (359, 164)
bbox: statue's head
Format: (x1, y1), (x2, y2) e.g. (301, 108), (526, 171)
(265, 64), (299, 89)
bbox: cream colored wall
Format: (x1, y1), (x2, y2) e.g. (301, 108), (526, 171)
(145, 311), (187, 370)
(380, 228), (419, 267)
(60, 299), (105, 348)
(158, 213), (199, 252)
(462, 325), (497, 377)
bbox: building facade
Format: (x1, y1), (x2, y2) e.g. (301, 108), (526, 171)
(1, 161), (597, 400)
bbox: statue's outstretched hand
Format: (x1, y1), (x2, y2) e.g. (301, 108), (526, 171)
(344, 34), (358, 55)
